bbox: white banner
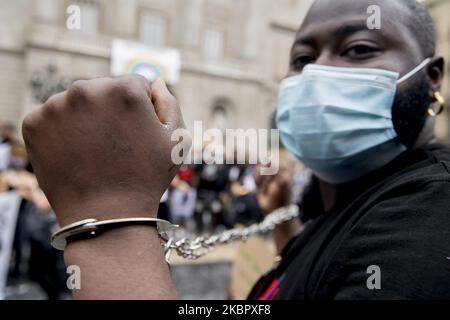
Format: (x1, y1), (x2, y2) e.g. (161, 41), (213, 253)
(0, 143), (11, 171)
(111, 39), (181, 85)
(0, 192), (21, 300)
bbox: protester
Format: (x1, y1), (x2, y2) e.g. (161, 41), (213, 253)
(249, 0), (450, 299)
(0, 125), (68, 300)
(168, 171), (197, 226)
(228, 164), (263, 226)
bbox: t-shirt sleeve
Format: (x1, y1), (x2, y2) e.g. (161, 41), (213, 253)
(326, 180), (450, 300)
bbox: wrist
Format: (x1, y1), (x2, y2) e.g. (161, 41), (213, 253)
(64, 224), (165, 273)
(53, 191), (161, 227)
(65, 224), (161, 254)
(64, 225), (177, 299)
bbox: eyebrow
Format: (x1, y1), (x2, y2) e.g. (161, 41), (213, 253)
(293, 22), (377, 47)
(332, 23), (370, 38)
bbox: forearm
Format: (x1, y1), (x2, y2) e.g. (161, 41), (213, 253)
(65, 225), (178, 299)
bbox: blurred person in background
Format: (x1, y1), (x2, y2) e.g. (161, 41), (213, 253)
(0, 123), (17, 171)
(228, 163), (263, 226)
(168, 165), (197, 234)
(193, 148), (230, 233)
(0, 125), (68, 300)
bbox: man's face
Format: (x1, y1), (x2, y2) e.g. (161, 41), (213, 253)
(289, 0), (424, 77)
(288, 0), (434, 147)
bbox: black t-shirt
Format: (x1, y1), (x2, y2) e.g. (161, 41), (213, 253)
(249, 143), (450, 300)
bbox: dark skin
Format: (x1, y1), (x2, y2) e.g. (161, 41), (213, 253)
(23, 76), (185, 299)
(257, 0), (445, 219)
(23, 0), (445, 298)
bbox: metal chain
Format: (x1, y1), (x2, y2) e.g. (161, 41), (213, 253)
(165, 205), (299, 260)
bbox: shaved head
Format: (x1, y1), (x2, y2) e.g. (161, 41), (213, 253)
(397, 0), (436, 58)
(303, 0), (436, 64)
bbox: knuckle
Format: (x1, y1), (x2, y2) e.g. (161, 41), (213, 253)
(41, 91), (67, 116)
(22, 111), (41, 139)
(67, 80), (89, 105)
(114, 77), (145, 106)
(42, 94), (59, 112)
(128, 73), (147, 85)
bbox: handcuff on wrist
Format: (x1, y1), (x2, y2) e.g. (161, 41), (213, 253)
(51, 217), (179, 263)
(51, 205), (301, 264)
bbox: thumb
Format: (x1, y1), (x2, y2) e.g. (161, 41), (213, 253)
(151, 78), (184, 129)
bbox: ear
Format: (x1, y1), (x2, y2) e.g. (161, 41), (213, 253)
(427, 56), (445, 93)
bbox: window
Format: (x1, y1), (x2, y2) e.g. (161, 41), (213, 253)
(211, 105), (228, 131)
(139, 10), (167, 47)
(77, 1), (98, 36)
(203, 24), (224, 59)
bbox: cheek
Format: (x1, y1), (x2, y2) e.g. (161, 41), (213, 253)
(286, 69), (301, 78)
(391, 77), (431, 148)
(361, 59), (404, 75)
(354, 46), (413, 75)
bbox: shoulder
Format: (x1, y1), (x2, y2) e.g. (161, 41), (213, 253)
(321, 178), (450, 299)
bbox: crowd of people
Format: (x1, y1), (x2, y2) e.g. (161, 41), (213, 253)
(156, 149), (309, 240)
(0, 121), (68, 299)
(163, 163), (260, 240)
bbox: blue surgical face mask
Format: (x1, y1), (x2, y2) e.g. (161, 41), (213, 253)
(276, 59), (431, 184)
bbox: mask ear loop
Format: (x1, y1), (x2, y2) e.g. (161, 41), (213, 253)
(397, 58), (432, 85)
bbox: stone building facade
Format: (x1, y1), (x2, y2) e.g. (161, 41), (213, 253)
(0, 0), (314, 133)
(1, 0), (449, 141)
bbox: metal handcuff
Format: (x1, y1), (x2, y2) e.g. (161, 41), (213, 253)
(51, 205), (300, 263)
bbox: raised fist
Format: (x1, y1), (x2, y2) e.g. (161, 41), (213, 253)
(22, 75), (190, 227)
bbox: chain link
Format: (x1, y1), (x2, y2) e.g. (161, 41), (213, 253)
(165, 205), (299, 260)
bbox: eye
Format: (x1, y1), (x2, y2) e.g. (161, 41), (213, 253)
(342, 44), (380, 59)
(290, 55), (316, 70)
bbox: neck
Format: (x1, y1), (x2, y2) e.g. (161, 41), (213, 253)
(413, 117), (437, 150)
(318, 133), (437, 211)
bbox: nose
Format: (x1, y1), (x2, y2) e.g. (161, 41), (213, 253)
(285, 51), (338, 79)
(314, 51), (336, 68)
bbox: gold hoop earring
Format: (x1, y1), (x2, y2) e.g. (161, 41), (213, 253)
(428, 92), (445, 117)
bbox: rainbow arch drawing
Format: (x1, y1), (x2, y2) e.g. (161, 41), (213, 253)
(123, 57), (169, 81)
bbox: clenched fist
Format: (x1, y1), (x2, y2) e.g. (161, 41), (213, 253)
(22, 75), (190, 227)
